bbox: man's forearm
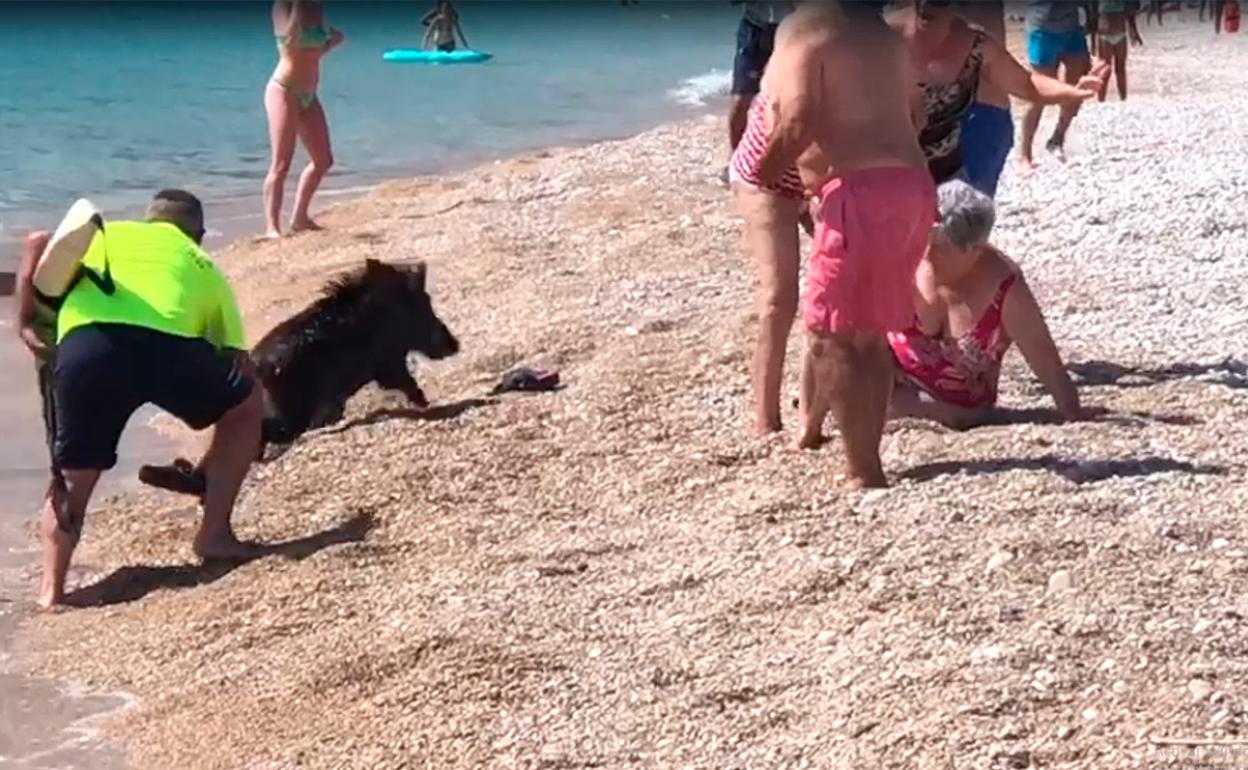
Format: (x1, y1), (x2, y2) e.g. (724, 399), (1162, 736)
(15, 232), (46, 328)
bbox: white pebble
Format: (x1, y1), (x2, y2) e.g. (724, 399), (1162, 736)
(985, 551), (1014, 574)
(1188, 679), (1214, 702)
(1048, 569), (1075, 594)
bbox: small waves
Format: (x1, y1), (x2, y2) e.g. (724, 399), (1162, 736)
(666, 68), (731, 108)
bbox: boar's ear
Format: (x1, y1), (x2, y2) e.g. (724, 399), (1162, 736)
(364, 257), (384, 273)
(407, 261), (428, 291)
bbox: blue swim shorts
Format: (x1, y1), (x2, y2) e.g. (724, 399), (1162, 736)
(960, 103), (1014, 199)
(1027, 28), (1089, 69)
(732, 18), (778, 96)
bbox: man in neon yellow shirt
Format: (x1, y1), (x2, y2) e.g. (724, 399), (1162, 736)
(40, 189), (263, 609)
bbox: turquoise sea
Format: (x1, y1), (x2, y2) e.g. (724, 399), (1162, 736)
(0, 5), (732, 763)
(0, 1), (738, 267)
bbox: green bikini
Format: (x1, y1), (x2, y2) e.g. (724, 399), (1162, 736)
(272, 24), (332, 111)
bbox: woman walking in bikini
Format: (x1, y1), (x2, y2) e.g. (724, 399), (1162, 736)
(264, 0), (344, 238)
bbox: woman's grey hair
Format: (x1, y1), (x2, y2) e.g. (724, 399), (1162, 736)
(935, 179), (995, 251)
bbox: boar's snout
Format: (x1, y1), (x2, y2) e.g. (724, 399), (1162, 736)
(426, 322), (459, 360)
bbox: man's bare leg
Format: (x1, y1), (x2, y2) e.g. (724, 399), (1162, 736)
(799, 332), (892, 487)
(38, 469), (99, 609)
(828, 332), (892, 487)
(739, 185), (801, 435)
(1018, 64), (1059, 169)
(1047, 53), (1092, 158)
(798, 336), (837, 449)
(193, 385), (264, 561)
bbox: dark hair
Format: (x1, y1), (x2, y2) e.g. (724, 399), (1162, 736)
(147, 189), (206, 244)
(843, 0), (890, 16)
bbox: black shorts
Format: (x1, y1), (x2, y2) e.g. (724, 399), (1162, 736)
(37, 355), (56, 460)
(52, 323), (254, 471)
(732, 18), (778, 97)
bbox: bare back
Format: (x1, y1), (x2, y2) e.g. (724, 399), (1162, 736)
(818, 18), (926, 175)
(759, 4), (925, 187)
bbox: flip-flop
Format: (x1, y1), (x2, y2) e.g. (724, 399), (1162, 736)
(139, 459), (207, 499)
(490, 367), (561, 395)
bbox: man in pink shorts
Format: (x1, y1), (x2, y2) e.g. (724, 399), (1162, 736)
(759, 0), (934, 488)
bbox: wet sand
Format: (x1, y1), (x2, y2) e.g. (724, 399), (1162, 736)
(0, 292), (188, 769)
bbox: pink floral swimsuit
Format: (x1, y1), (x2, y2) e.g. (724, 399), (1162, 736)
(887, 274), (1017, 409)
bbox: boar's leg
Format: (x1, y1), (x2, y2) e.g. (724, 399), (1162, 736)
(374, 357), (429, 410)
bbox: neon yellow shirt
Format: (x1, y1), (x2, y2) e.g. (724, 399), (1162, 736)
(56, 220), (245, 350)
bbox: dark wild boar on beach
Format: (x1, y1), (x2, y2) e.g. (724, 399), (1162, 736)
(139, 257), (459, 496)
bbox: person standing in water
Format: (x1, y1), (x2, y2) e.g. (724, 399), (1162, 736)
(264, 0), (344, 239)
(1097, 1), (1143, 101)
(1018, 0), (1094, 168)
(423, 1), (469, 52)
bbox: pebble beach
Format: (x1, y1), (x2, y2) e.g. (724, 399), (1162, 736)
(7, 19), (1248, 770)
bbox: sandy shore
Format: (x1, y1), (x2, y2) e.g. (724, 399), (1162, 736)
(10, 20), (1248, 770)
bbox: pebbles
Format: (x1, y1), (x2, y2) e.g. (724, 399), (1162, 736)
(1047, 569), (1075, 595)
(10, 20), (1248, 770)
(1188, 679), (1214, 703)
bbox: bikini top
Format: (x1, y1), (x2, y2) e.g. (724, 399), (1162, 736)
(276, 24), (331, 51)
(918, 30), (986, 163)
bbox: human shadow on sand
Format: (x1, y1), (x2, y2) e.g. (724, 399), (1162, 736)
(981, 406), (1201, 428)
(1069, 358), (1248, 391)
(324, 396), (496, 436)
(62, 510), (375, 608)
(899, 454), (1226, 485)
(887, 406), (1199, 435)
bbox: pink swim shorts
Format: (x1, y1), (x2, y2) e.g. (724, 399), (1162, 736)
(802, 166), (936, 335)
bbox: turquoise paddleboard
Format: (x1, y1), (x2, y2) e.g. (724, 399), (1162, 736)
(383, 49), (492, 64)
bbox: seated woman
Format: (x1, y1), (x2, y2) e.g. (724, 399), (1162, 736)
(888, 180), (1087, 429)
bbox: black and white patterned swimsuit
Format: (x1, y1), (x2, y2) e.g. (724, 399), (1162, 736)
(919, 30), (986, 184)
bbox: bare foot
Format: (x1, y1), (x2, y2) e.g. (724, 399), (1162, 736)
(797, 429), (826, 450)
(1016, 155), (1038, 173)
(290, 217), (324, 233)
(193, 535), (265, 564)
(254, 229), (283, 242)
(846, 471), (889, 489)
(37, 588), (65, 610)
(1045, 138), (1067, 163)
(753, 415), (782, 436)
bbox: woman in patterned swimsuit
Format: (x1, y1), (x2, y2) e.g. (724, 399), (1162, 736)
(888, 1), (1109, 187)
(887, 181), (1088, 429)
